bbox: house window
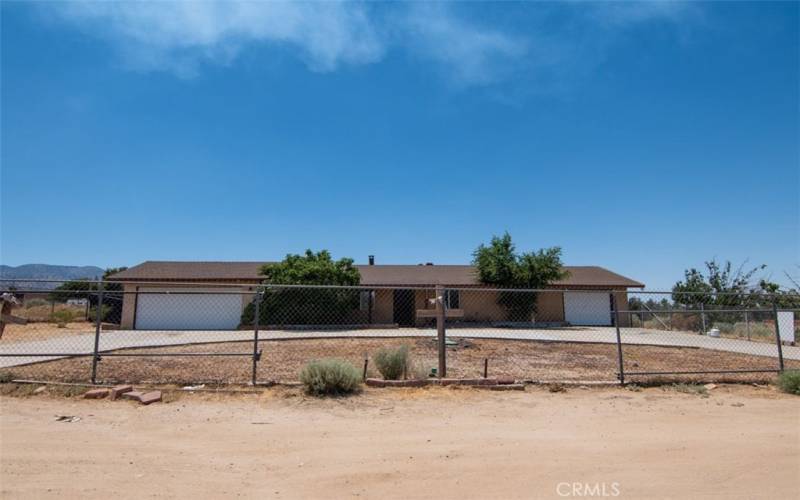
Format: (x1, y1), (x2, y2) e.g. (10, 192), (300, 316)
(359, 291), (374, 311)
(445, 290), (460, 309)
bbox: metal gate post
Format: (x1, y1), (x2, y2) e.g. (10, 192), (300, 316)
(90, 281), (104, 384)
(611, 293), (625, 386)
(436, 286), (446, 379)
(772, 302), (785, 372)
(252, 287), (263, 386)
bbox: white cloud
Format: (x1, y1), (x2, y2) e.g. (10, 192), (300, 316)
(48, 1), (385, 76)
(400, 3), (527, 86)
(38, 1), (696, 86)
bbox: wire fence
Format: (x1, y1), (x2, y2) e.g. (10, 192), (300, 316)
(1, 280), (798, 386)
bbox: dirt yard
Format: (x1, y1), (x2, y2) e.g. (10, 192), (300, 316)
(0, 321), (95, 343)
(1, 384), (797, 499)
(6, 337), (795, 385)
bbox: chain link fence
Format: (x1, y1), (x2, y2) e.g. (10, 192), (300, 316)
(1, 280), (797, 385)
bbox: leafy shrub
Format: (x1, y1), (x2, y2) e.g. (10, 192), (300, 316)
(712, 322), (735, 334)
(777, 370), (800, 395)
(88, 305), (112, 323)
(50, 309), (74, 327)
(373, 345), (410, 380)
(300, 359), (361, 396)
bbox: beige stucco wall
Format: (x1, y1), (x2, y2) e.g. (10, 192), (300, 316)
(120, 284), (137, 329)
(117, 282), (632, 329)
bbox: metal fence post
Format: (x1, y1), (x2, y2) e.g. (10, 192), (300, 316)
(90, 281), (104, 384)
(252, 287), (262, 386)
(744, 310), (751, 341)
(772, 302), (785, 372)
(436, 285), (446, 379)
(700, 303), (707, 334)
(611, 293), (625, 386)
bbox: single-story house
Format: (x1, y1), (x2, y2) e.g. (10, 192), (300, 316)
(107, 261), (643, 330)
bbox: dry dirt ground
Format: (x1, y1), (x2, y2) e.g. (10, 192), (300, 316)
(1, 384), (798, 499)
(7, 337), (795, 385)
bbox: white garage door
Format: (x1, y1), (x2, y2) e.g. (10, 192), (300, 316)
(135, 289), (243, 330)
(564, 292), (612, 326)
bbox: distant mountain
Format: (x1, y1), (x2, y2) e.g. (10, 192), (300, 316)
(0, 264), (104, 290)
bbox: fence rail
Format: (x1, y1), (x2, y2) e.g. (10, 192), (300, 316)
(1, 280), (798, 386)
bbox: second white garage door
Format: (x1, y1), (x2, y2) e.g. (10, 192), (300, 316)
(564, 292), (612, 326)
(135, 289), (243, 330)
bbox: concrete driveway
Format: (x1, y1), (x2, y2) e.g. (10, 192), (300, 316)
(1, 326), (797, 368)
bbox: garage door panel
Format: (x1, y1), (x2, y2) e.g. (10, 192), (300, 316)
(135, 291), (243, 330)
(564, 292), (612, 326)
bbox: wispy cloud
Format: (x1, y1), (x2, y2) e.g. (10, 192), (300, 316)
(400, 3), (527, 86)
(46, 1), (385, 77)
(38, 1), (696, 87)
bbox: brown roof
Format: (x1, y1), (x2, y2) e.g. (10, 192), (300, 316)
(108, 261), (644, 288)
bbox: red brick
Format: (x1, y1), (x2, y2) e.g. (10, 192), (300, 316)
(121, 391), (144, 401)
(497, 377), (516, 385)
(461, 378), (497, 386)
(83, 388), (109, 399)
(365, 378), (385, 388)
(139, 391), (162, 405)
(488, 384), (525, 391)
(438, 378), (460, 386)
(109, 385), (134, 400)
(401, 379), (431, 388)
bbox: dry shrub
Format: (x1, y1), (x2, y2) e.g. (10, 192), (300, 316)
(671, 314), (702, 332)
(299, 359), (361, 396)
(373, 344), (410, 380)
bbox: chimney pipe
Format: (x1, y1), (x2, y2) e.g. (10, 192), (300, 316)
(368, 255), (375, 266)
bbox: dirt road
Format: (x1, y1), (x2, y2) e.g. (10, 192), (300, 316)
(1, 385), (798, 499)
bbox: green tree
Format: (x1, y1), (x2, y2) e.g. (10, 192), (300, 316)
(472, 233), (568, 321)
(758, 280), (800, 309)
(241, 250), (361, 326)
(672, 260), (765, 308)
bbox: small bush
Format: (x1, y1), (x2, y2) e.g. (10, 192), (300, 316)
(671, 383), (708, 397)
(25, 298), (48, 308)
(777, 370), (800, 395)
(88, 305), (112, 322)
(300, 359), (361, 396)
(373, 345), (410, 380)
(0, 371), (13, 383)
(50, 309), (75, 327)
(671, 313), (703, 332)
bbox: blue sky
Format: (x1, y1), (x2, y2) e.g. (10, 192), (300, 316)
(1, 1), (798, 290)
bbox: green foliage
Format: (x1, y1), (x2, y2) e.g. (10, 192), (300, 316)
(472, 233), (568, 321)
(88, 304), (112, 322)
(777, 371), (800, 395)
(0, 371), (13, 383)
(300, 359), (362, 396)
(50, 309), (75, 326)
(241, 250), (361, 326)
(758, 280), (800, 309)
(373, 345), (410, 380)
(672, 260), (765, 308)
